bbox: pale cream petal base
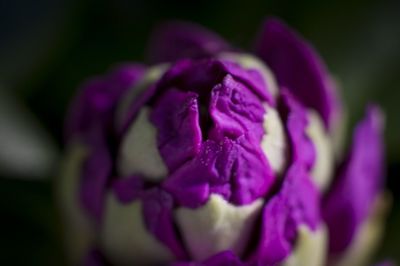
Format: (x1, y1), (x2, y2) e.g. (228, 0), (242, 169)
(306, 110), (334, 192)
(58, 143), (94, 265)
(100, 193), (173, 266)
(283, 225), (328, 266)
(117, 107), (167, 180)
(261, 104), (288, 175)
(175, 194), (264, 261)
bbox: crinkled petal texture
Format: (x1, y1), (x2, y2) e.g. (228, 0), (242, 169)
(150, 89), (202, 172)
(60, 19), (387, 266)
(323, 106), (385, 253)
(153, 59), (276, 208)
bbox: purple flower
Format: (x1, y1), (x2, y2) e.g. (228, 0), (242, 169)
(59, 18), (388, 266)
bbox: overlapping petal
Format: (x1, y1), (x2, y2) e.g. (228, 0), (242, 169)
(150, 89), (202, 172)
(256, 18), (340, 129)
(250, 163), (320, 265)
(156, 59), (274, 104)
(60, 19), (388, 266)
(323, 106), (385, 253)
(65, 64), (145, 140)
(142, 188), (187, 259)
(279, 89), (315, 169)
(156, 61), (275, 207)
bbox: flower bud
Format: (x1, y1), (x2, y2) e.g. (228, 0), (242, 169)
(59, 18), (388, 266)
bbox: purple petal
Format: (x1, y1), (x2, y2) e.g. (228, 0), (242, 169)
(148, 21), (231, 63)
(202, 251), (244, 266)
(157, 59), (275, 208)
(163, 138), (234, 208)
(209, 75), (266, 143)
(280, 89), (316, 169)
(230, 137), (274, 204)
(157, 59), (274, 104)
(142, 188), (187, 260)
(172, 250), (244, 266)
(323, 106), (385, 254)
(163, 136), (274, 208)
(150, 89), (202, 172)
(256, 18), (340, 129)
(79, 128), (112, 222)
(208, 76), (275, 205)
(250, 163), (320, 265)
(218, 60), (275, 105)
(112, 175), (145, 204)
(65, 64), (146, 140)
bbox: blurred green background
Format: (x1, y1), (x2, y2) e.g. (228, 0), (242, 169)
(0, 0), (399, 264)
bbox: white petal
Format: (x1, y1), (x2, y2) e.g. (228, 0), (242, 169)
(283, 225), (328, 266)
(117, 107), (167, 181)
(175, 194), (264, 261)
(261, 104), (288, 175)
(58, 143), (94, 265)
(100, 193), (173, 266)
(329, 193), (390, 266)
(306, 110), (334, 192)
(219, 52), (279, 97)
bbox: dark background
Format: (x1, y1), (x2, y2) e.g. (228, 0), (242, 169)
(0, 0), (399, 264)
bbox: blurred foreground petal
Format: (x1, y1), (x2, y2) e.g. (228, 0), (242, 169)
(0, 87), (58, 179)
